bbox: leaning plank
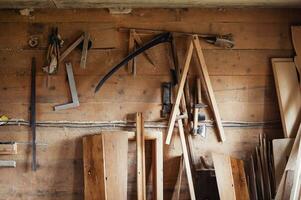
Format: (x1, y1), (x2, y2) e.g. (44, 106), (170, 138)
(83, 134), (106, 200)
(290, 131), (301, 200)
(272, 59), (301, 138)
(273, 138), (294, 189)
(178, 119), (196, 200)
(212, 153), (236, 200)
(165, 40), (193, 144)
(275, 125), (301, 200)
(136, 113), (146, 200)
(0, 142), (17, 154)
(171, 155), (184, 200)
(102, 132), (128, 200)
(230, 158), (250, 200)
(193, 35), (225, 142)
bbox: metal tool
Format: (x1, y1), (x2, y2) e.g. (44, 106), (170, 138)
(161, 82), (172, 118)
(30, 57), (37, 171)
(54, 63), (80, 111)
(94, 32), (173, 93)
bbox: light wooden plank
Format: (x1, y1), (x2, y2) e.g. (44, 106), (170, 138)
(212, 153), (236, 200)
(165, 40), (193, 144)
(178, 119), (196, 200)
(83, 134), (106, 200)
(290, 133), (301, 200)
(102, 132), (128, 200)
(275, 125), (301, 200)
(152, 130), (163, 200)
(193, 35), (225, 142)
(273, 138), (294, 189)
(272, 59), (301, 138)
(0, 142), (17, 155)
(136, 113), (146, 200)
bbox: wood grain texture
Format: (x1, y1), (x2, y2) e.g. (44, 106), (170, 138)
(0, 142), (17, 155)
(83, 134), (106, 200)
(273, 138), (294, 189)
(102, 132), (128, 200)
(272, 59), (301, 138)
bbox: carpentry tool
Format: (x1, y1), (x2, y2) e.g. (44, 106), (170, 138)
(43, 28), (63, 74)
(30, 57), (37, 171)
(94, 32), (173, 93)
(0, 160), (16, 168)
(161, 82), (172, 118)
(59, 32), (91, 69)
(192, 78), (207, 137)
(119, 27), (235, 49)
(165, 35), (226, 144)
(54, 63), (80, 111)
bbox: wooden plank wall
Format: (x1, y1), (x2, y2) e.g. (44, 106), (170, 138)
(0, 8), (300, 199)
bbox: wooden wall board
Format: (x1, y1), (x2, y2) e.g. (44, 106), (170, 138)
(0, 142), (17, 154)
(0, 8), (298, 200)
(272, 59), (301, 138)
(0, 9), (301, 24)
(0, 22), (118, 50)
(272, 138), (294, 189)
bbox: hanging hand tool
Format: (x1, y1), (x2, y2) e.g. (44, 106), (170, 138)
(161, 82), (172, 118)
(43, 28), (64, 74)
(94, 32), (173, 93)
(30, 57), (37, 171)
(119, 27), (235, 49)
(54, 63), (80, 111)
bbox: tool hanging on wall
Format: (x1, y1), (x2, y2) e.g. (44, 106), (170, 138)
(165, 35), (226, 144)
(43, 28), (64, 74)
(192, 78), (207, 137)
(54, 63), (80, 111)
(59, 32), (92, 69)
(30, 57), (37, 171)
(161, 82), (172, 118)
(94, 32), (174, 93)
(119, 27), (235, 49)
(128, 29), (157, 75)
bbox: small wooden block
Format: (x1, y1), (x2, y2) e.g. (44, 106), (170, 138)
(0, 142), (17, 155)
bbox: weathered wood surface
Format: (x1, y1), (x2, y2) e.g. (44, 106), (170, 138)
(0, 8), (299, 200)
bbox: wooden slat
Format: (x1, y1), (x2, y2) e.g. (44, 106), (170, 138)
(0, 142), (17, 155)
(272, 138), (294, 189)
(136, 113), (146, 200)
(102, 132), (128, 200)
(165, 40), (193, 144)
(178, 119), (196, 200)
(83, 134), (106, 200)
(291, 26), (301, 77)
(193, 35), (225, 142)
(230, 158), (250, 200)
(275, 125), (301, 200)
(212, 153), (236, 200)
(272, 59), (301, 138)
(152, 130), (163, 200)
(80, 32), (90, 69)
(171, 155), (184, 200)
(290, 133), (301, 200)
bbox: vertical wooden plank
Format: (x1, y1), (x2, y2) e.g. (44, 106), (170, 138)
(83, 135), (107, 200)
(290, 134), (301, 200)
(136, 112), (146, 200)
(272, 59), (301, 138)
(291, 26), (301, 77)
(231, 158), (250, 200)
(275, 125), (301, 200)
(166, 40), (193, 144)
(272, 138), (294, 189)
(80, 32), (90, 69)
(212, 153), (236, 200)
(178, 119), (196, 200)
(192, 35), (226, 142)
(171, 155), (184, 200)
(152, 132), (163, 200)
(102, 132), (128, 200)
